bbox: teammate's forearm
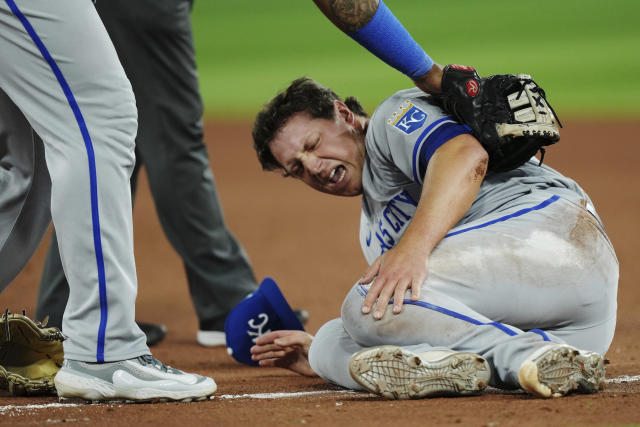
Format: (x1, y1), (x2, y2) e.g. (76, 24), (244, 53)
(312, 0), (441, 93)
(312, 0), (378, 32)
(402, 135), (488, 256)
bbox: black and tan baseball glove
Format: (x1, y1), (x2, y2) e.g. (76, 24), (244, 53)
(0, 310), (65, 396)
(439, 64), (561, 172)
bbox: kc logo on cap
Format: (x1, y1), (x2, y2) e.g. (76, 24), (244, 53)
(224, 277), (305, 366)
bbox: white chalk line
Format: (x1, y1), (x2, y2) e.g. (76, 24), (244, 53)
(1, 374), (639, 413)
(605, 374), (640, 384)
(215, 390), (358, 400)
(0, 402), (84, 415)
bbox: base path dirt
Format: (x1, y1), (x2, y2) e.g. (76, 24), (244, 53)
(1, 119), (639, 426)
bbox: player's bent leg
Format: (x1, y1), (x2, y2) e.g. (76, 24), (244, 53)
(349, 346), (490, 400)
(517, 344), (606, 398)
(308, 318), (366, 390)
(341, 283), (558, 390)
(342, 284), (608, 397)
(54, 355), (216, 402)
(308, 318), (490, 398)
(427, 191), (618, 356)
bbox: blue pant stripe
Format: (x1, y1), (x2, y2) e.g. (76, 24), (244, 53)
(404, 299), (520, 336)
(357, 285), (520, 336)
(528, 329), (551, 342)
(5, 0), (109, 362)
(445, 195), (560, 238)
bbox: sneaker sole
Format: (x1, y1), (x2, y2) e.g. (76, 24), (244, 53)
(518, 345), (607, 398)
(54, 369), (217, 403)
(349, 345), (490, 400)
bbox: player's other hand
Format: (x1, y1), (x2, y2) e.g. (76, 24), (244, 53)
(359, 242), (429, 320)
(250, 330), (317, 377)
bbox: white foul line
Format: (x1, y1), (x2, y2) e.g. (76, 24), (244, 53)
(1, 374), (638, 412)
(215, 390), (357, 400)
(0, 402), (83, 413)
(605, 374), (640, 384)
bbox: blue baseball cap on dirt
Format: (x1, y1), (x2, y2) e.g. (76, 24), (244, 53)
(225, 277), (305, 366)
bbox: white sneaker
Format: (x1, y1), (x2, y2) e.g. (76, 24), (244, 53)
(196, 330), (226, 347)
(518, 344), (606, 398)
(54, 355), (217, 402)
(349, 346), (490, 400)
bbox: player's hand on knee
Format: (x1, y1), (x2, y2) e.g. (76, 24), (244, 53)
(359, 245), (428, 319)
(250, 330), (316, 377)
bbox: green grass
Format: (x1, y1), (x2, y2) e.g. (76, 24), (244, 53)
(192, 0), (640, 118)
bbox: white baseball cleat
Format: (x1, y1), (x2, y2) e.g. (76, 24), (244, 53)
(518, 344), (606, 398)
(349, 346), (491, 400)
(54, 355), (217, 402)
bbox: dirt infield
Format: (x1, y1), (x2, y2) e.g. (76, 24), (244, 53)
(1, 119), (639, 426)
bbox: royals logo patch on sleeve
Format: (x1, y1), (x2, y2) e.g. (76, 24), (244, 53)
(388, 100), (428, 135)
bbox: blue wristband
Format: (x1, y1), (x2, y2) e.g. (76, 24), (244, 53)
(348, 0), (433, 79)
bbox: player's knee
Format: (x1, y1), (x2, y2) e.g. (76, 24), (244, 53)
(340, 286), (406, 346)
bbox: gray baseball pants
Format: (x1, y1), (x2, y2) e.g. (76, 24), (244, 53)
(0, 0), (148, 362)
(35, 0), (258, 332)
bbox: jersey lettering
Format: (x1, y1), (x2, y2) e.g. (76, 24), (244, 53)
(375, 219), (395, 254)
(393, 191), (418, 207)
(365, 191), (418, 256)
(383, 199), (410, 232)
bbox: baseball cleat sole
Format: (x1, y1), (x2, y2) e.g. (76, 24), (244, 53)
(518, 344), (607, 398)
(349, 345), (490, 400)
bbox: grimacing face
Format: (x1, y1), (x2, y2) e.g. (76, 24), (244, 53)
(269, 101), (367, 197)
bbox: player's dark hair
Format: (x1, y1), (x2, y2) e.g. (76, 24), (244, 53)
(252, 77), (367, 171)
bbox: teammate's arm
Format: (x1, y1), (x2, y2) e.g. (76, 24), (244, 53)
(360, 134), (488, 319)
(311, 0), (444, 94)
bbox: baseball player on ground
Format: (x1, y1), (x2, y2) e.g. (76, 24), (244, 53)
(249, 77), (618, 399)
(0, 0), (216, 401)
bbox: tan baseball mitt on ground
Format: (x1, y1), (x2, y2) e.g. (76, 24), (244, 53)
(0, 309), (65, 396)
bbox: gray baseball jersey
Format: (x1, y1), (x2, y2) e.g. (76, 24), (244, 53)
(359, 88), (595, 264)
(308, 88), (618, 391)
(0, 0), (147, 362)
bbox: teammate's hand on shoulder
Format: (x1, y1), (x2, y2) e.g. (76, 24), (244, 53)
(413, 63), (444, 94)
(359, 240), (429, 319)
(250, 330), (317, 377)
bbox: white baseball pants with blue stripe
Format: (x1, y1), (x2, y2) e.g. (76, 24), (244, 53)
(308, 190), (618, 390)
(0, 0), (148, 362)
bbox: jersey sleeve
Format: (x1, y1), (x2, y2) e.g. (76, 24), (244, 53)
(368, 89), (472, 184)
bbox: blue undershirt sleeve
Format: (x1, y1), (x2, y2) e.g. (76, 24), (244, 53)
(415, 122), (473, 182)
(348, 0), (433, 80)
